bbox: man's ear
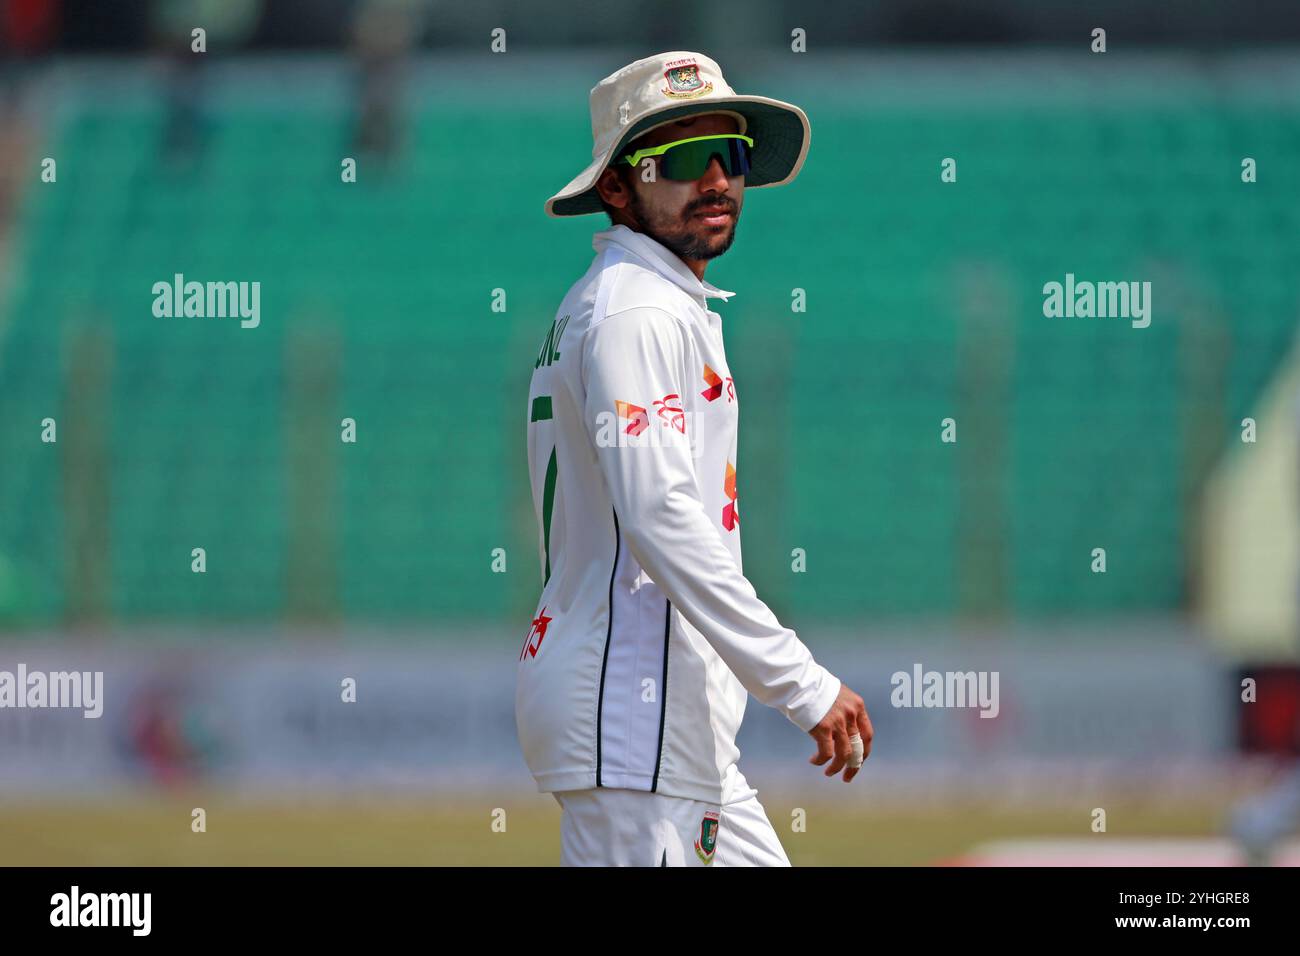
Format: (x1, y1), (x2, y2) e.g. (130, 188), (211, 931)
(595, 165), (631, 210)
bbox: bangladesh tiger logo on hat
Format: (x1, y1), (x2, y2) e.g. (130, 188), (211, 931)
(662, 58), (714, 99)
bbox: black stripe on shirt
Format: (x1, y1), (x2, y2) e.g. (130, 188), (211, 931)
(651, 598), (671, 792)
(595, 507), (620, 787)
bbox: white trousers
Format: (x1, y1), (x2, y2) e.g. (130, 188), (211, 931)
(553, 769), (790, 867)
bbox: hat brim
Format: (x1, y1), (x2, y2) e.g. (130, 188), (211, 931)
(544, 95), (810, 218)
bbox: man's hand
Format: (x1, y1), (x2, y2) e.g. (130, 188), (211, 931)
(809, 683), (873, 782)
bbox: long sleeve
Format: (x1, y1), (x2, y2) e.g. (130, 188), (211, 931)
(580, 305), (840, 732)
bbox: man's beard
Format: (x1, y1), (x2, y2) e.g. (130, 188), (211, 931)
(628, 190), (738, 262)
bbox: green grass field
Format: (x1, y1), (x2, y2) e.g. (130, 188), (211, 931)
(0, 792), (1230, 866)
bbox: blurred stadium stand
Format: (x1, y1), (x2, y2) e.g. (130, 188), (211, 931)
(0, 53), (1296, 629)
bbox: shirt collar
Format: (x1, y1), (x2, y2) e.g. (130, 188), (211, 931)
(593, 224), (736, 304)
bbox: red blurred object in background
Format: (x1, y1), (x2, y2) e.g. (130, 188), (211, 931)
(3, 0), (59, 53)
(1239, 665), (1300, 756)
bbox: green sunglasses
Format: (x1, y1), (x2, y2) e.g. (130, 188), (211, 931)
(619, 133), (754, 182)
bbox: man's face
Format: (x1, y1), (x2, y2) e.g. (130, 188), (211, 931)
(598, 113), (745, 262)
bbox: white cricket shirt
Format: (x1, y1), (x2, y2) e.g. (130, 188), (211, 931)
(517, 223), (841, 804)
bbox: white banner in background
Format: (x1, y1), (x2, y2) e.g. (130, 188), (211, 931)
(0, 631), (1227, 793)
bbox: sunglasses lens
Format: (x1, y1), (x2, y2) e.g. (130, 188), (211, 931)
(658, 137), (752, 181)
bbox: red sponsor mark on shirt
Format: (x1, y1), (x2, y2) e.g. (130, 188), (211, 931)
(519, 607), (553, 661)
(615, 400), (649, 436)
(722, 462), (739, 530)
(701, 364), (734, 403)
(654, 393), (686, 433)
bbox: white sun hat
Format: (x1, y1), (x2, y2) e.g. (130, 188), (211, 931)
(545, 50), (811, 218)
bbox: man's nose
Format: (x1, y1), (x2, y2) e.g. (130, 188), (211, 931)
(697, 154), (731, 192)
